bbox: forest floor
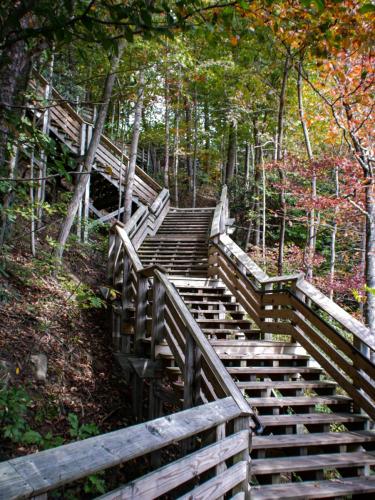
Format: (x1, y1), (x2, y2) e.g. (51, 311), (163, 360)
(0, 221), (132, 464)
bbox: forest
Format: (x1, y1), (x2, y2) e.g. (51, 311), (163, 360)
(0, 1), (374, 499)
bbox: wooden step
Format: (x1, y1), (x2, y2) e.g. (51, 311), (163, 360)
(251, 476), (375, 500)
(247, 395), (351, 408)
(219, 353), (310, 360)
(252, 450), (375, 476)
(252, 431), (375, 450)
(227, 367), (320, 375)
(236, 380), (336, 390)
(260, 412), (368, 428)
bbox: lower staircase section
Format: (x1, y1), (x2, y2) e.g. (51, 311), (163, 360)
(151, 277), (375, 499)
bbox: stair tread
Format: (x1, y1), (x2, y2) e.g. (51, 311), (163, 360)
(237, 380), (336, 389)
(228, 367), (322, 374)
(260, 412), (368, 426)
(219, 353), (310, 359)
(251, 476), (375, 500)
(253, 450), (375, 474)
(247, 396), (351, 407)
(252, 431), (375, 449)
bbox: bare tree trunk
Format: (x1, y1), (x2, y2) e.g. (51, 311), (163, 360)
(253, 118), (261, 247)
(54, 41), (125, 263)
(163, 75), (170, 188)
(261, 146), (266, 267)
(277, 54), (290, 275)
(192, 89), (198, 208)
(123, 72), (145, 223)
(297, 60), (315, 280)
(364, 175), (375, 335)
(329, 166), (339, 299)
(226, 119), (237, 183)
(36, 49), (55, 229)
(185, 97), (193, 190)
(173, 76), (181, 208)
(244, 142), (250, 187)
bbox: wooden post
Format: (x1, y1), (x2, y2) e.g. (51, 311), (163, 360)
(233, 416), (251, 500)
(135, 274), (149, 355)
(122, 254), (132, 319)
(183, 332), (202, 409)
(215, 422), (227, 500)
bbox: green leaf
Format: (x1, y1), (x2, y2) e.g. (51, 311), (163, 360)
(22, 430), (42, 445)
(359, 4), (375, 14)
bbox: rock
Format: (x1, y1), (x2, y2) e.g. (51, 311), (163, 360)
(30, 353), (48, 382)
(0, 359), (13, 387)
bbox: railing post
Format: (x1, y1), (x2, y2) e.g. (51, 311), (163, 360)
(121, 253), (132, 317)
(135, 273), (149, 355)
(149, 276), (166, 421)
(233, 416), (251, 500)
(183, 332), (202, 409)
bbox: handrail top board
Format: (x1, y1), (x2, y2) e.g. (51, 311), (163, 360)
(215, 231), (373, 352)
(0, 398), (240, 500)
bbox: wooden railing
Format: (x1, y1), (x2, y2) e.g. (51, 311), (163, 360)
(209, 185), (375, 420)
(0, 398), (251, 500)
(28, 71), (161, 206)
(108, 215), (262, 433)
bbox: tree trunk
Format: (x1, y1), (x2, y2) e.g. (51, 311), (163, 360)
(163, 76), (170, 188)
(37, 48), (55, 229)
(244, 142), (250, 187)
(185, 97), (193, 189)
(277, 54), (290, 275)
(54, 41), (125, 263)
(253, 118), (261, 247)
(192, 89), (198, 208)
(123, 72), (145, 223)
(364, 175), (375, 335)
(297, 60), (316, 280)
(173, 76), (181, 208)
(329, 166), (339, 299)
(226, 120), (237, 183)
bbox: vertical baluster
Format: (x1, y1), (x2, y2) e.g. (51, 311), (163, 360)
(233, 416), (251, 500)
(215, 422), (227, 500)
(135, 272), (149, 355)
(183, 332), (202, 409)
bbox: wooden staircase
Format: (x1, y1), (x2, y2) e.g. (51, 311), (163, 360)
(1, 126), (375, 497)
(27, 72), (161, 224)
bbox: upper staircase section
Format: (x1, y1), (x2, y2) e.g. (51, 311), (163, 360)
(28, 71), (161, 207)
(138, 208), (213, 276)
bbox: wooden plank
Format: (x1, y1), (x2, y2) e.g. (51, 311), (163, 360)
(98, 431), (249, 500)
(178, 460), (248, 500)
(0, 399), (241, 500)
(115, 226), (143, 272)
(252, 451), (375, 475)
(297, 279), (374, 351)
(251, 476), (375, 500)
(154, 270), (258, 423)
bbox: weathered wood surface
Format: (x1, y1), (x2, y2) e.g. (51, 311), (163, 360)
(155, 270), (258, 421)
(0, 399), (242, 499)
(98, 430), (249, 500)
(177, 461), (248, 500)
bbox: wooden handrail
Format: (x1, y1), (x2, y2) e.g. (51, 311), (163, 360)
(154, 270), (262, 432)
(210, 236), (375, 419)
(31, 70), (162, 197)
(214, 233), (374, 352)
(0, 398), (246, 499)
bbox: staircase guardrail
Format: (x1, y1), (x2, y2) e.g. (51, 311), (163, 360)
(0, 398), (251, 500)
(28, 71), (161, 207)
(109, 219), (262, 432)
(209, 185), (375, 420)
